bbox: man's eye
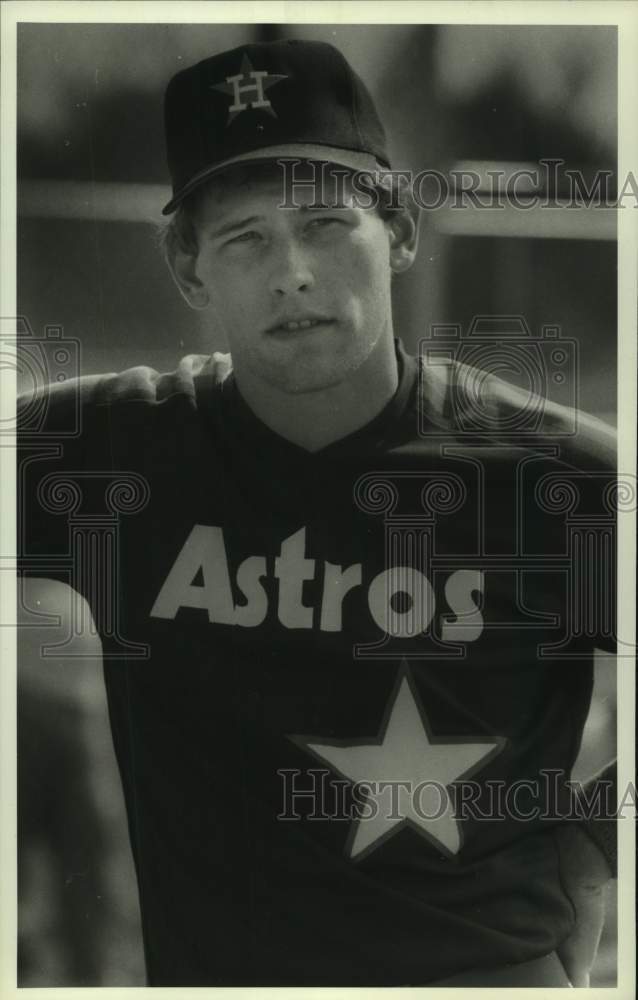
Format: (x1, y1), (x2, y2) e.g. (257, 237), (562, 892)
(226, 231), (261, 247)
(308, 216), (343, 230)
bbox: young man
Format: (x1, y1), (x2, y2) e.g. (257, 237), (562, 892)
(18, 39), (616, 986)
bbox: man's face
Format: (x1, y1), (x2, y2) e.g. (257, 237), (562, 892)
(188, 169), (400, 394)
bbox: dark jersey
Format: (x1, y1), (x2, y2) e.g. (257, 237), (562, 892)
(17, 341), (616, 985)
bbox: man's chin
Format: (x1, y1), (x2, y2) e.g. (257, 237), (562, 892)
(265, 365), (350, 395)
(258, 336), (367, 395)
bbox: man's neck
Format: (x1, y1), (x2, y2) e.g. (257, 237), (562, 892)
(234, 336), (400, 452)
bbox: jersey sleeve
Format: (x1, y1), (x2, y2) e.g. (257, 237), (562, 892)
(17, 375), (101, 584)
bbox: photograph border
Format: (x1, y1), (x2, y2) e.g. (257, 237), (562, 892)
(1, 2), (635, 998)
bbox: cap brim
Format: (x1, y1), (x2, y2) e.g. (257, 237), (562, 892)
(161, 144), (386, 215)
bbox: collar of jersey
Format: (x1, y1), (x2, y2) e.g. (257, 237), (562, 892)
(213, 339), (419, 467)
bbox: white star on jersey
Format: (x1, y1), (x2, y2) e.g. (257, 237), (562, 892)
(293, 665), (504, 861)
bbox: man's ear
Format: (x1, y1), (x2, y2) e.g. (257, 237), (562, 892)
(388, 190), (421, 274)
(166, 244), (210, 310)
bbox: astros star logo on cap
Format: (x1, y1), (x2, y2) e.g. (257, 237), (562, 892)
(211, 53), (288, 124)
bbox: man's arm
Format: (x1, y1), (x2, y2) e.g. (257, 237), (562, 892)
(557, 751), (617, 986)
(556, 765), (617, 988)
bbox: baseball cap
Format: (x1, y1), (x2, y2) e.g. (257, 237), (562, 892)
(162, 38), (391, 215)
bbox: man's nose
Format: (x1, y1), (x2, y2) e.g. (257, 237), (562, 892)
(268, 237), (315, 296)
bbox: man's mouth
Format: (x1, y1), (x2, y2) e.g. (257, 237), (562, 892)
(268, 317), (334, 335)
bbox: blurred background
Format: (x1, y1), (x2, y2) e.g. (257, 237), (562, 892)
(17, 21), (617, 987)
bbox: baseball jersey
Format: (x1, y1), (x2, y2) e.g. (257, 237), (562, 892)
(17, 340), (616, 985)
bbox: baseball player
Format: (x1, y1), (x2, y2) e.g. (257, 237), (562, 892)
(18, 39), (617, 986)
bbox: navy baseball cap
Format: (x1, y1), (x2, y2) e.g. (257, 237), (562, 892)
(162, 38), (391, 215)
